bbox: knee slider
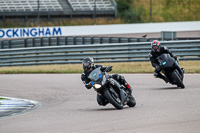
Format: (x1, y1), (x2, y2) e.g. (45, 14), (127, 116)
(154, 72), (158, 77)
(118, 75), (124, 81)
(116, 75), (121, 80)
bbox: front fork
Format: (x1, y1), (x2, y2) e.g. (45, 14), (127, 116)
(108, 79), (127, 105)
(175, 61), (184, 79)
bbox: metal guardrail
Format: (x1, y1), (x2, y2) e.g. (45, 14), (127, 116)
(0, 40), (199, 67)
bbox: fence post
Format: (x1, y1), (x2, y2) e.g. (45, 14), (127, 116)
(39, 38), (42, 47)
(74, 37), (76, 45)
(24, 38), (27, 47)
(65, 37), (68, 45)
(32, 38), (35, 47)
(8, 40), (11, 48)
(57, 37), (59, 45)
(100, 37), (102, 44)
(41, 37), (43, 46)
(48, 37), (51, 46)
(0, 41), (3, 49)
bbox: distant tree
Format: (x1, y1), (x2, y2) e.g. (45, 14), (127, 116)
(116, 0), (133, 12)
(115, 0), (143, 23)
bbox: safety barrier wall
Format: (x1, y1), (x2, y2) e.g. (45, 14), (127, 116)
(0, 36), (157, 49)
(1, 36), (199, 50)
(0, 40), (199, 67)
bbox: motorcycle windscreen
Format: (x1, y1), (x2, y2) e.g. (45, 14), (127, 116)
(88, 67), (102, 82)
(158, 54), (175, 69)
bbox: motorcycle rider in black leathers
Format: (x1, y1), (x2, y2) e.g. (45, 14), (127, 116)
(81, 57), (132, 106)
(149, 40), (179, 83)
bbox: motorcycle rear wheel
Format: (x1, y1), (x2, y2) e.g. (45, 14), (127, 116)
(104, 90), (123, 110)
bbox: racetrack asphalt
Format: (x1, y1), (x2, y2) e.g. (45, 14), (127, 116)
(0, 74), (200, 133)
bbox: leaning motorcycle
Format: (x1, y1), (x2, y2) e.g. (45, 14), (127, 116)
(88, 67), (136, 109)
(157, 54), (185, 88)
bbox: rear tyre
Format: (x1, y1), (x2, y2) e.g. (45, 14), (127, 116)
(172, 70), (185, 88)
(127, 95), (136, 107)
(104, 90), (123, 110)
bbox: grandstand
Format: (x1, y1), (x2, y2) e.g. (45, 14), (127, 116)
(68, 0), (115, 11)
(0, 0), (63, 12)
(0, 0), (117, 20)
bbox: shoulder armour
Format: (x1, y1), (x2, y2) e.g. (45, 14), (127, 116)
(95, 64), (102, 68)
(82, 72), (85, 75)
(163, 46), (168, 51)
(149, 53), (153, 58)
(81, 72), (86, 79)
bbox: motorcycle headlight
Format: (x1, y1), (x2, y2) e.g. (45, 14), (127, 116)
(94, 84), (101, 89)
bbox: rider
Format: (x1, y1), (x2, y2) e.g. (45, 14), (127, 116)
(81, 57), (132, 106)
(149, 40), (179, 83)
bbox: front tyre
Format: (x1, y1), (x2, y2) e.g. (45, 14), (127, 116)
(127, 95), (136, 107)
(172, 70), (185, 88)
(104, 90), (123, 110)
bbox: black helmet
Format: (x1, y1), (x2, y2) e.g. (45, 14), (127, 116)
(82, 57), (94, 71)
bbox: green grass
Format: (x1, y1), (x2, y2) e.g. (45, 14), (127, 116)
(0, 18), (123, 28)
(0, 61), (199, 74)
(133, 0), (200, 23)
(0, 97), (6, 105)
(0, 98), (7, 106)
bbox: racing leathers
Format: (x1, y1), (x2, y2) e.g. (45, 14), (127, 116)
(149, 46), (177, 82)
(81, 64), (132, 106)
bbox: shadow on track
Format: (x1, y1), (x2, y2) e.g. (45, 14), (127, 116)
(153, 86), (184, 90)
(83, 106), (131, 112)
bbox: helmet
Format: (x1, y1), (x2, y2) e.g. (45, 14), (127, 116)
(82, 57), (94, 71)
(151, 40), (160, 52)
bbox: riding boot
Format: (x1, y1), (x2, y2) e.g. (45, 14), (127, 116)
(181, 68), (184, 73)
(97, 94), (108, 106)
(154, 71), (168, 83)
(124, 82), (132, 95)
(119, 76), (132, 95)
(112, 74), (132, 95)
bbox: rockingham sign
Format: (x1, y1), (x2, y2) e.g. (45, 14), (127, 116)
(0, 27), (62, 38)
(1, 21), (200, 39)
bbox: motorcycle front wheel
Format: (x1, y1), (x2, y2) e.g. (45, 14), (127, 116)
(127, 95), (136, 107)
(104, 90), (123, 110)
(171, 70), (185, 88)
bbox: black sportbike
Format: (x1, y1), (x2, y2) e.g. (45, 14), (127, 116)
(157, 54), (185, 88)
(88, 67), (136, 109)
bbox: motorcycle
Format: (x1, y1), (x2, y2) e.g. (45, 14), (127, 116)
(157, 54), (185, 88)
(88, 67), (136, 109)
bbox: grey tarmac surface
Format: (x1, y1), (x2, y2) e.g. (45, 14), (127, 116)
(0, 74), (200, 133)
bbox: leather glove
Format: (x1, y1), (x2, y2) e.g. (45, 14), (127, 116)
(85, 81), (93, 89)
(155, 65), (160, 72)
(174, 56), (177, 61)
(105, 66), (113, 72)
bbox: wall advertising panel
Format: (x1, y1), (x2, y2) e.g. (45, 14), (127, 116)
(0, 27), (62, 38)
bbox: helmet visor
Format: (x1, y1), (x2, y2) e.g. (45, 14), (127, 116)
(83, 62), (91, 70)
(83, 62), (90, 67)
(152, 45), (159, 50)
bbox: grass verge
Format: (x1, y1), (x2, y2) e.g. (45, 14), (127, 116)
(0, 98), (6, 106)
(0, 61), (199, 74)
